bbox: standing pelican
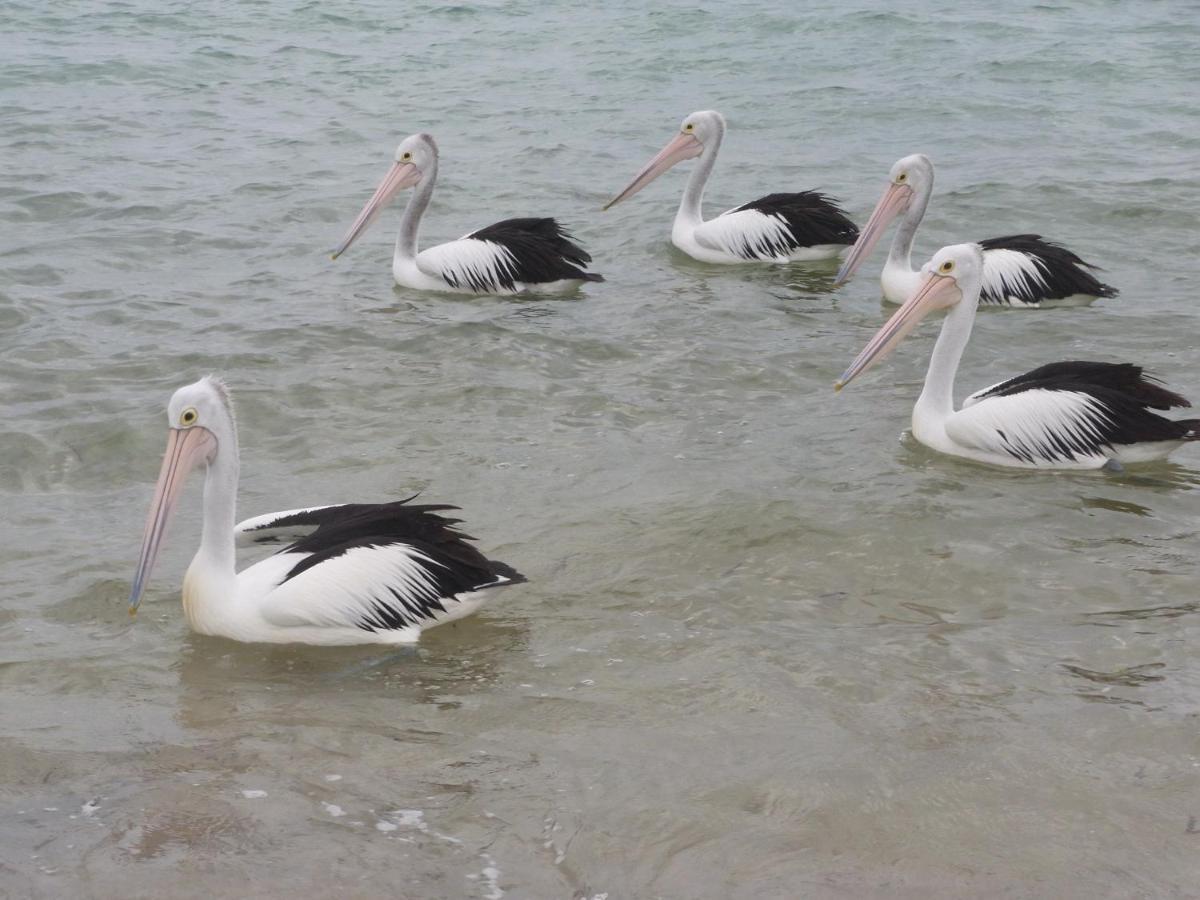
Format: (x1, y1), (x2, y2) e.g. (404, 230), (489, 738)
(333, 133), (602, 294)
(835, 154), (1117, 307)
(836, 244), (1197, 469)
(128, 377), (524, 644)
(604, 110), (858, 263)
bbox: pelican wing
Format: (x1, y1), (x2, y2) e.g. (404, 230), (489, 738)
(257, 542), (513, 636)
(978, 235), (1117, 306)
(964, 362), (1190, 410)
(961, 380), (1009, 409)
(254, 499), (523, 636)
(695, 192), (857, 260)
(946, 389), (1115, 465)
(417, 218), (600, 291)
(949, 371), (1198, 465)
(235, 505), (350, 546)
(416, 238), (520, 292)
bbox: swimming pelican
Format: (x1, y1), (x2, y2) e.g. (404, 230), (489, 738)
(836, 243), (1197, 469)
(128, 377), (524, 644)
(603, 110), (858, 263)
(835, 154), (1117, 307)
(332, 133), (602, 294)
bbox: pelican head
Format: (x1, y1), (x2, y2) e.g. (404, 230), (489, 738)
(603, 110), (725, 210)
(128, 377), (237, 615)
(835, 242), (983, 390)
(331, 132), (438, 259)
(834, 153), (935, 285)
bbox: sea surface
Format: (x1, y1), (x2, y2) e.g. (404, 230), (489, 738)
(2, 1), (1200, 897)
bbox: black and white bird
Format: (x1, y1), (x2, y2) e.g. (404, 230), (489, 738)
(835, 154), (1117, 308)
(836, 243), (1198, 469)
(128, 377), (523, 645)
(332, 132), (602, 294)
(603, 110), (858, 263)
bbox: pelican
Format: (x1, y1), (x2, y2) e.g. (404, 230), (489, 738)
(603, 110), (858, 264)
(332, 133), (602, 294)
(835, 154), (1118, 307)
(127, 377), (524, 645)
(836, 243), (1198, 469)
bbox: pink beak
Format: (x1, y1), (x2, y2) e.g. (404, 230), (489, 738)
(128, 426), (218, 615)
(331, 160), (421, 259)
(835, 271), (963, 390)
(834, 181), (914, 285)
(603, 131), (703, 210)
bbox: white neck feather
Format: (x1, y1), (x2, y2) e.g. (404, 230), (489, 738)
(187, 416), (240, 630)
(675, 126), (723, 230)
(395, 160), (437, 265)
(914, 281), (980, 427)
(888, 177), (933, 274)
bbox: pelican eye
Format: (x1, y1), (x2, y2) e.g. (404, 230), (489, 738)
(896, 172), (908, 183)
(684, 123), (694, 132)
(939, 260), (955, 274)
(401, 151), (412, 161)
(180, 407), (198, 426)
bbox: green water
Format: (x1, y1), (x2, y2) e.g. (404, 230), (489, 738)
(2, 1), (1199, 896)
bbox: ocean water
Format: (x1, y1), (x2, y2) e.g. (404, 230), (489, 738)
(2, 1), (1200, 896)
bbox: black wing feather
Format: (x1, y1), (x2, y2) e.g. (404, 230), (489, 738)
(973, 361), (1199, 458)
(276, 499), (524, 632)
(974, 361), (1190, 410)
(240, 503), (371, 543)
(732, 192), (859, 256)
(462, 217), (603, 289)
(978, 234), (1118, 303)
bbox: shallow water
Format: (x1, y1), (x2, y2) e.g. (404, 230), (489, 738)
(3, 1), (1200, 896)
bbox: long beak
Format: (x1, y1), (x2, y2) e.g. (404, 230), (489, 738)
(834, 182), (913, 285)
(331, 161), (420, 259)
(835, 272), (962, 390)
(603, 132), (703, 210)
(128, 426), (218, 615)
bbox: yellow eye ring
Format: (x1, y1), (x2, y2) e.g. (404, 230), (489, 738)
(896, 172), (908, 183)
(180, 407), (198, 426)
(401, 152), (412, 161)
(684, 123), (694, 132)
(939, 261), (955, 274)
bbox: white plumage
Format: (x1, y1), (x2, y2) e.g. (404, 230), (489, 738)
(415, 237), (518, 293)
(837, 154), (1117, 307)
(694, 208), (815, 262)
(605, 110), (858, 264)
(977, 248), (1050, 308)
(837, 243), (1197, 470)
(333, 133), (601, 294)
(251, 544), (506, 639)
(940, 390), (1112, 467)
(128, 379), (524, 646)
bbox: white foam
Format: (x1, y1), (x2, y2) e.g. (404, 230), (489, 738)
(388, 808), (428, 831)
(480, 852), (504, 900)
